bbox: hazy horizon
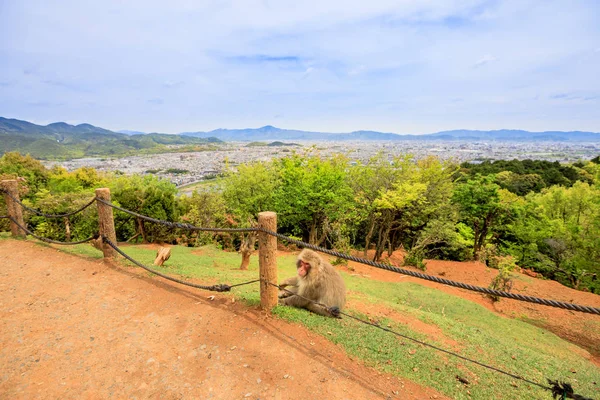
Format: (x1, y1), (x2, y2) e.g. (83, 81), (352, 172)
(4, 115), (600, 136)
(1, 1), (599, 134)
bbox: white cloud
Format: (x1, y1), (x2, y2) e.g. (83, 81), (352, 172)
(473, 55), (498, 67)
(301, 67), (316, 80)
(162, 80), (184, 88)
(348, 65), (366, 76)
(0, 0), (599, 133)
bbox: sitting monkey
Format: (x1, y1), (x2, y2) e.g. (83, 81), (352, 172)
(278, 249), (346, 317)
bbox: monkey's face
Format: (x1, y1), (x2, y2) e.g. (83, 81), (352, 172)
(297, 260), (311, 278)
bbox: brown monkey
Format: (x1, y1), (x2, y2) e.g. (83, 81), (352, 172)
(278, 249), (346, 317)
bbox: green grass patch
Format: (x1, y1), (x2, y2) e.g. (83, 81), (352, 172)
(48, 241), (105, 259)
(5, 237), (599, 400)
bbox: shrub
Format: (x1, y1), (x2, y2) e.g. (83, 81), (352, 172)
(403, 248), (427, 271)
(487, 255), (518, 302)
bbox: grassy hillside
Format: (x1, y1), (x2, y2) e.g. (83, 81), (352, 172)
(43, 240), (600, 400)
(0, 117), (222, 159)
(0, 132), (221, 160)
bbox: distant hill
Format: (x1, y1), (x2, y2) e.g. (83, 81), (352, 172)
(181, 125), (404, 141)
(267, 141), (300, 147)
(0, 117), (221, 159)
(246, 141), (301, 147)
(181, 125), (600, 142)
(2, 116), (600, 160)
(0, 117), (119, 138)
(428, 129), (600, 142)
(118, 129), (147, 136)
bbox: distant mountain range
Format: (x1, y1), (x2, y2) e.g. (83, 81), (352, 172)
(117, 129), (147, 136)
(181, 125), (600, 142)
(0, 117), (220, 159)
(0, 117), (119, 138)
(2, 116), (600, 160)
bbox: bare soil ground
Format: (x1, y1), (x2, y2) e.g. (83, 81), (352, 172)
(0, 240), (447, 400)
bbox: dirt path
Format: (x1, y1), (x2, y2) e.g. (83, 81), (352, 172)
(0, 240), (446, 400)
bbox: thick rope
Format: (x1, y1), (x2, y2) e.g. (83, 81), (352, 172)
(95, 197), (257, 233)
(2, 189), (97, 218)
(7, 216), (96, 245)
(4, 192), (599, 315)
(269, 281), (592, 399)
(260, 229), (600, 316)
(102, 236), (259, 292)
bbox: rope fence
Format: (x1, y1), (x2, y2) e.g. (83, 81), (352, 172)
(1, 182), (596, 399)
(269, 282), (592, 400)
(91, 198), (600, 315)
(1, 188), (97, 218)
(6, 216), (96, 245)
(4, 189), (599, 315)
(102, 235), (258, 292)
(260, 230), (600, 316)
(95, 197), (257, 233)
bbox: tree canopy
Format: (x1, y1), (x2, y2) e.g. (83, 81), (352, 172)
(2, 151), (599, 292)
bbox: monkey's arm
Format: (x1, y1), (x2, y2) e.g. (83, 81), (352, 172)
(279, 294), (310, 308)
(279, 276), (299, 288)
(280, 296), (340, 318)
(278, 276), (299, 299)
(305, 302), (341, 318)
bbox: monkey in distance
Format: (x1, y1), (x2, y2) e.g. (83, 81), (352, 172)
(278, 249), (346, 317)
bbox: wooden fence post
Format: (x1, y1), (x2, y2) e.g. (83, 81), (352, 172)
(1, 179), (26, 238)
(95, 188), (117, 259)
(258, 211), (278, 311)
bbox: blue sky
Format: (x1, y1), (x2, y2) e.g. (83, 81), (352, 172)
(1, 0), (599, 134)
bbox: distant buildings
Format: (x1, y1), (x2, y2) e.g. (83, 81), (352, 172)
(44, 140), (600, 187)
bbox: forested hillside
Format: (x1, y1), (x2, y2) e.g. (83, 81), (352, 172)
(1, 151), (599, 292)
(0, 117), (221, 159)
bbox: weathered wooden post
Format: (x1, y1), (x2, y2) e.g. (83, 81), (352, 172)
(95, 188), (117, 259)
(154, 246), (171, 266)
(1, 179), (26, 238)
(258, 211), (278, 311)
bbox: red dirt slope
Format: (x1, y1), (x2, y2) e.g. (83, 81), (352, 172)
(345, 250), (600, 362)
(0, 240), (446, 400)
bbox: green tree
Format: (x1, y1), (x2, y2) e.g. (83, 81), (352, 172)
(272, 153), (353, 246)
(501, 196), (547, 267)
(348, 153), (400, 256)
(109, 175), (179, 243)
(47, 166), (86, 193)
(47, 166), (107, 193)
(180, 190), (228, 247)
(494, 170), (545, 195)
(534, 182), (600, 289)
(222, 162), (278, 218)
(506, 182), (600, 291)
(0, 152), (49, 199)
(582, 160), (600, 187)
(453, 175), (516, 259)
(222, 161), (279, 269)
(403, 219), (463, 270)
(29, 190), (98, 241)
(460, 159), (590, 190)
(369, 156), (457, 261)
